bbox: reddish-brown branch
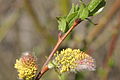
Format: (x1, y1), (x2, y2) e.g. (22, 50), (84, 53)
(42, 19), (82, 67)
(35, 19), (82, 80)
(35, 66), (49, 80)
(104, 15), (120, 68)
(102, 26), (120, 80)
(104, 31), (119, 68)
(101, 15), (120, 80)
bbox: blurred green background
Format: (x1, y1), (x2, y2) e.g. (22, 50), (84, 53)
(0, 0), (120, 80)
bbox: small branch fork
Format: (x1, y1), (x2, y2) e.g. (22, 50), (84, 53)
(35, 18), (82, 80)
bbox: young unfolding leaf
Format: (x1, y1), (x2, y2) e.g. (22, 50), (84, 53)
(78, 1), (89, 20)
(57, 4), (77, 33)
(88, 0), (103, 12)
(57, 0), (106, 33)
(57, 4), (80, 33)
(67, 4), (76, 17)
(88, 0), (106, 16)
(92, 7), (104, 16)
(67, 12), (79, 29)
(75, 4), (80, 12)
(57, 17), (67, 33)
(78, 1), (85, 16)
(66, 12), (78, 23)
(79, 7), (89, 20)
(67, 4), (80, 23)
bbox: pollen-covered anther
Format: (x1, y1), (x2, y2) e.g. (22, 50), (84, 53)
(52, 48), (96, 73)
(14, 52), (38, 80)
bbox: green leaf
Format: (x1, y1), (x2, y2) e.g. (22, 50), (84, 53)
(92, 7), (104, 16)
(56, 0), (106, 33)
(78, 1), (89, 20)
(88, 0), (103, 12)
(66, 12), (78, 23)
(75, 4), (80, 11)
(79, 7), (89, 20)
(67, 4), (76, 16)
(66, 4), (80, 29)
(78, 0), (86, 16)
(57, 17), (67, 33)
(57, 4), (79, 33)
(68, 15), (78, 28)
(88, 0), (106, 16)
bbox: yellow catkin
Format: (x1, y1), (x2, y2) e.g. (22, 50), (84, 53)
(14, 53), (38, 80)
(53, 48), (92, 73)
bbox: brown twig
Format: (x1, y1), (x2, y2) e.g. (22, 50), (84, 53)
(103, 27), (120, 68)
(35, 18), (82, 80)
(35, 66), (49, 80)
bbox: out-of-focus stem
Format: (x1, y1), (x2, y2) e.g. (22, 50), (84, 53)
(23, 0), (55, 43)
(101, 15), (120, 80)
(87, 0), (120, 44)
(103, 28), (120, 68)
(0, 10), (20, 42)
